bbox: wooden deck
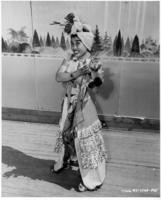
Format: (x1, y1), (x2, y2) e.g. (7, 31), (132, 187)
(2, 120), (160, 197)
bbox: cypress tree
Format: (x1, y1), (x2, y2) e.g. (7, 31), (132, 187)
(55, 37), (60, 48)
(2, 37), (7, 52)
(39, 36), (44, 47)
(131, 34), (140, 55)
(103, 32), (112, 52)
(116, 30), (122, 56)
(113, 35), (117, 56)
(51, 36), (56, 48)
(125, 37), (131, 53)
(32, 30), (40, 47)
(91, 25), (102, 54)
(60, 32), (66, 50)
(121, 37), (124, 54)
(46, 32), (51, 47)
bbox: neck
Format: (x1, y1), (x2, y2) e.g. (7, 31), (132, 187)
(79, 52), (90, 61)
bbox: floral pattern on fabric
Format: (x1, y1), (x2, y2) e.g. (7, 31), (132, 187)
(78, 120), (108, 169)
(54, 130), (64, 153)
(54, 57), (109, 167)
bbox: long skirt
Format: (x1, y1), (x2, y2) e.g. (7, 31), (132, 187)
(54, 95), (107, 190)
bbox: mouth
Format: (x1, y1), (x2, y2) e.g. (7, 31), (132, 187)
(73, 51), (79, 55)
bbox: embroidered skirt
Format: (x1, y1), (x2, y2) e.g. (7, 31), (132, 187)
(54, 95), (108, 189)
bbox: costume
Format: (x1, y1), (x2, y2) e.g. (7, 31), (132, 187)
(54, 57), (108, 189)
(53, 13), (108, 190)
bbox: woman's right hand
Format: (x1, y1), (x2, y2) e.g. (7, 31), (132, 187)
(77, 64), (90, 76)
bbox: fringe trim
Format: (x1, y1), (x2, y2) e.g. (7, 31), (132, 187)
(54, 130), (64, 153)
(77, 119), (102, 139)
(54, 119), (110, 169)
(77, 119), (108, 169)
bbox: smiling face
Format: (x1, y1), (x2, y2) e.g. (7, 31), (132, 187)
(71, 35), (88, 59)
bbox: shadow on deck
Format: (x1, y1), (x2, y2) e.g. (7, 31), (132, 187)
(2, 146), (81, 191)
(2, 120), (160, 197)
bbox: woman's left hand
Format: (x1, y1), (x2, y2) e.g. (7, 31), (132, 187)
(90, 59), (102, 72)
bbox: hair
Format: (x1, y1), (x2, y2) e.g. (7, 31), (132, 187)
(70, 34), (78, 38)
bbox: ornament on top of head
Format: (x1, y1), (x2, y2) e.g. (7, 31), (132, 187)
(50, 13), (94, 51)
(50, 13), (92, 35)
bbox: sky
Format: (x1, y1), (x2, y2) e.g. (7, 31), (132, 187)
(2, 1), (160, 44)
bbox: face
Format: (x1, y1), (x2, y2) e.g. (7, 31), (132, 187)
(71, 36), (88, 59)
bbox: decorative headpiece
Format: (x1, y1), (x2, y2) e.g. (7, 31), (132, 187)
(50, 13), (94, 51)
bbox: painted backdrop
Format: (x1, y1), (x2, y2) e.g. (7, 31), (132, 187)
(2, 1), (160, 120)
(2, 1), (160, 58)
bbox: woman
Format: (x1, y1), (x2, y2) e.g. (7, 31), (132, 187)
(53, 13), (107, 192)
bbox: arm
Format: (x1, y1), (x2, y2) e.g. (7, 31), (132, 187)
(56, 68), (82, 82)
(55, 59), (90, 82)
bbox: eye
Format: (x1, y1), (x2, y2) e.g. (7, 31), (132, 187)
(76, 41), (81, 46)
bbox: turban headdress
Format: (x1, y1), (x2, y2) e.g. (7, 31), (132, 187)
(64, 13), (94, 51)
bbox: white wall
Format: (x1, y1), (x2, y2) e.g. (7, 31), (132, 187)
(2, 55), (159, 119)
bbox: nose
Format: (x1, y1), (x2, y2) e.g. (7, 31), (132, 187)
(72, 44), (77, 51)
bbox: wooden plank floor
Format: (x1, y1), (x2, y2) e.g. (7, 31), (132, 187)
(2, 120), (160, 197)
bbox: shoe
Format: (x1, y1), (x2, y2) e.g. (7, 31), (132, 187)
(78, 183), (88, 192)
(96, 184), (103, 190)
(50, 162), (70, 174)
(63, 162), (70, 169)
(70, 160), (79, 167)
(78, 182), (100, 192)
(78, 183), (103, 192)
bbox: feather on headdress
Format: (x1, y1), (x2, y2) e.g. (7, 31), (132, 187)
(50, 13), (94, 51)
